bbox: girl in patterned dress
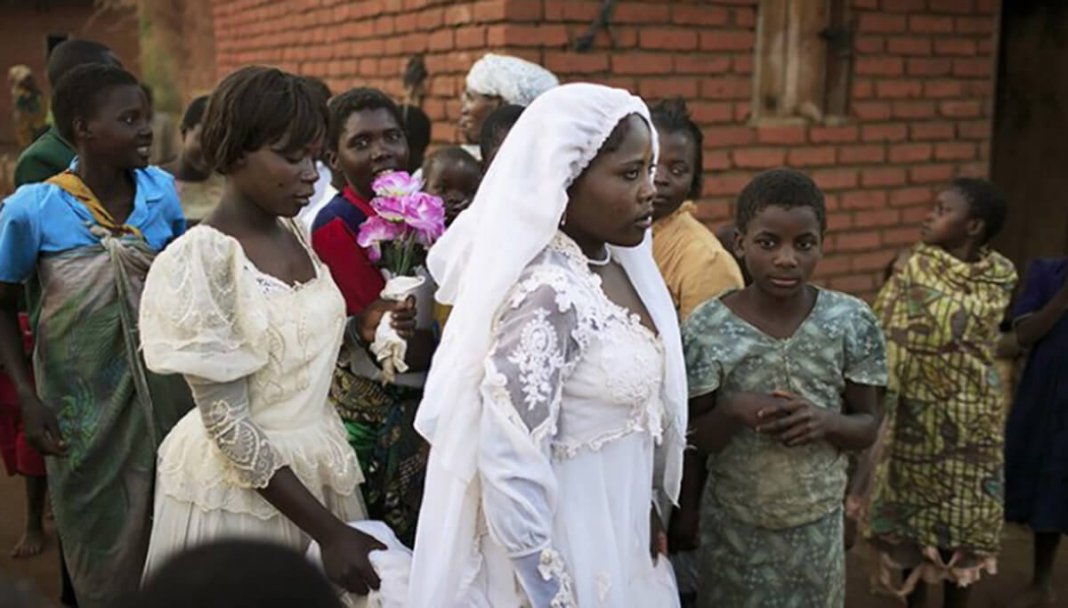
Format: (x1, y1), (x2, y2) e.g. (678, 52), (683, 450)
(683, 168), (888, 608)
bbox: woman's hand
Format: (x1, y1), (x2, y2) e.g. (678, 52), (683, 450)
(22, 397), (66, 456)
(355, 296), (417, 343)
(756, 391), (840, 447)
(319, 525), (386, 595)
(650, 506), (668, 563)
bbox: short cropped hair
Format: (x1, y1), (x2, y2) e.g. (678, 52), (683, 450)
(423, 146), (480, 177)
(650, 97), (704, 200)
(735, 168), (827, 234)
(326, 88), (404, 152)
(478, 104), (524, 162)
(180, 95), (210, 132)
(200, 66), (329, 174)
(950, 177), (1008, 244)
(51, 63), (140, 144)
(47, 39), (118, 87)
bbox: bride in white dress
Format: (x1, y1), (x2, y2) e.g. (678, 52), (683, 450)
(406, 83), (687, 607)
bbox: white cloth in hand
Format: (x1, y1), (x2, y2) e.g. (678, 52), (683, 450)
(306, 520), (413, 608)
(370, 275), (425, 383)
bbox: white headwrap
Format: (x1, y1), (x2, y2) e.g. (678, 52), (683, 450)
(409, 83), (688, 607)
(465, 53), (559, 106)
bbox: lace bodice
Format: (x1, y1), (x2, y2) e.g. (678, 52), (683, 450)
(485, 232), (667, 459)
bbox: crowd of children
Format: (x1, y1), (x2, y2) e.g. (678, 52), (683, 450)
(1, 39), (1066, 608)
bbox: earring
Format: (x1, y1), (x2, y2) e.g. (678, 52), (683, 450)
(559, 214), (566, 227)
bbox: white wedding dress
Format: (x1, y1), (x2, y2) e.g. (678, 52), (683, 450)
(458, 232), (679, 607)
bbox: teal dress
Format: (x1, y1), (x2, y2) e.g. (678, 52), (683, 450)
(682, 288), (887, 608)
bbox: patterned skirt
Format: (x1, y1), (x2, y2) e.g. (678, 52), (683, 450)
(328, 364), (428, 547)
(699, 498), (845, 608)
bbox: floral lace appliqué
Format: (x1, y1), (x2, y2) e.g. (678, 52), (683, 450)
(537, 548), (578, 608)
(507, 308), (567, 412)
(201, 397), (279, 488)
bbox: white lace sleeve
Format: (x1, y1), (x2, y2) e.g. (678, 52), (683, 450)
(140, 228), (270, 383)
(479, 277), (581, 608)
(187, 376), (281, 489)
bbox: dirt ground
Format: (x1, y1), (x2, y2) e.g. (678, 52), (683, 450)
(0, 470), (1065, 607)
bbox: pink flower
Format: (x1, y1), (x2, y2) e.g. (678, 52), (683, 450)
(402, 191), (446, 245)
(357, 215), (407, 263)
(372, 171), (421, 198)
(371, 195), (409, 222)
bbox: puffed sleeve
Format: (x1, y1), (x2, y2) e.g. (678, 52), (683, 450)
(843, 300), (889, 387)
(139, 227), (270, 383)
(681, 300), (728, 399)
(478, 272), (582, 608)
(0, 186), (44, 284)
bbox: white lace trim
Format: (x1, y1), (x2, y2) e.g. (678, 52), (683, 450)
(509, 308), (567, 412)
(537, 548), (577, 608)
(200, 397), (280, 489)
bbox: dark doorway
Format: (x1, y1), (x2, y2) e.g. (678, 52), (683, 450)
(990, 0), (1068, 269)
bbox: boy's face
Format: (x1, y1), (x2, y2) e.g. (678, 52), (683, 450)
(425, 159), (482, 225)
(922, 188), (982, 249)
(77, 84), (152, 170)
(332, 107), (409, 200)
(652, 128), (697, 221)
(736, 205), (823, 299)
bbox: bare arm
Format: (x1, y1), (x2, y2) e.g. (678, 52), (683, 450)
(688, 391), (781, 453)
(1016, 280), (1068, 348)
(757, 382), (881, 451)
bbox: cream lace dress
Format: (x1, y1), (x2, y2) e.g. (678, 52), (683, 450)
(464, 232), (679, 607)
(138, 223), (366, 577)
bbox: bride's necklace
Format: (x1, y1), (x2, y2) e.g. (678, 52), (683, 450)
(587, 249), (612, 267)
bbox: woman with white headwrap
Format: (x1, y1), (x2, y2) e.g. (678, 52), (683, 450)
(458, 53), (558, 159)
(409, 83), (686, 607)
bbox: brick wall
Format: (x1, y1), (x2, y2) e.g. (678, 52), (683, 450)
(0, 3), (141, 148)
(209, 0), (999, 299)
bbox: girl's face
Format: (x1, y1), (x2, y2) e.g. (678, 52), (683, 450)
(332, 108), (409, 201)
(922, 188), (981, 249)
(230, 137), (319, 218)
(76, 84), (153, 170)
(564, 114), (656, 249)
(652, 128), (697, 221)
(424, 159), (482, 225)
(459, 89), (502, 146)
(736, 205), (823, 299)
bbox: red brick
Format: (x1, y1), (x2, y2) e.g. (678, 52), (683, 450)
(863, 167), (907, 187)
(858, 13), (907, 33)
(910, 122), (955, 141)
(614, 3), (671, 23)
(443, 4), (473, 26)
(884, 226), (921, 246)
(543, 1), (600, 22)
(810, 125), (859, 143)
(787, 147), (836, 167)
(956, 16), (994, 34)
(613, 54), (674, 75)
(734, 7), (756, 28)
(890, 187), (933, 207)
(836, 230), (883, 252)
(812, 169), (860, 190)
(640, 28), (699, 51)
(704, 150), (732, 171)
(853, 101), (892, 121)
(890, 143), (933, 163)
(706, 126), (757, 146)
(672, 5), (730, 26)
(855, 36), (885, 54)
(893, 101), (937, 119)
(733, 148), (786, 169)
(957, 120), (990, 140)
(827, 212), (853, 232)
(909, 163), (955, 183)
(852, 0), (879, 8)
(455, 25), (486, 49)
(887, 37), (932, 56)
(877, 80), (923, 99)
(940, 100), (983, 118)
(700, 30), (755, 51)
(507, 24), (568, 47)
(902, 205), (932, 223)
(935, 142), (976, 160)
(690, 102), (734, 124)
(976, 0), (998, 12)
(910, 16), (955, 34)
(675, 55), (731, 74)
(838, 144), (886, 164)
(853, 81), (874, 100)
(924, 80), (965, 98)
(701, 78), (750, 100)
(862, 123), (908, 142)
(855, 209), (901, 228)
(908, 58), (953, 76)
(978, 38), (995, 55)
(953, 58), (992, 78)
(544, 51), (608, 74)
(843, 190), (888, 210)
(638, 77), (699, 99)
(883, 0), (928, 12)
(504, 0), (543, 21)
(416, 7), (444, 29)
(851, 250), (897, 272)
(935, 38), (978, 56)
(734, 103), (752, 122)
(706, 173), (752, 197)
(958, 161), (990, 177)
(757, 125), (807, 145)
(929, 0), (975, 13)
(856, 57), (905, 76)
(733, 55), (754, 75)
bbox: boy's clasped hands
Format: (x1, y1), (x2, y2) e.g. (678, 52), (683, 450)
(728, 390), (838, 447)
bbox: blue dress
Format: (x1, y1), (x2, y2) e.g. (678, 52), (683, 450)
(1004, 257), (1068, 534)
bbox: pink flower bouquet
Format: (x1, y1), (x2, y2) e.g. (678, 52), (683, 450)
(356, 171), (445, 382)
